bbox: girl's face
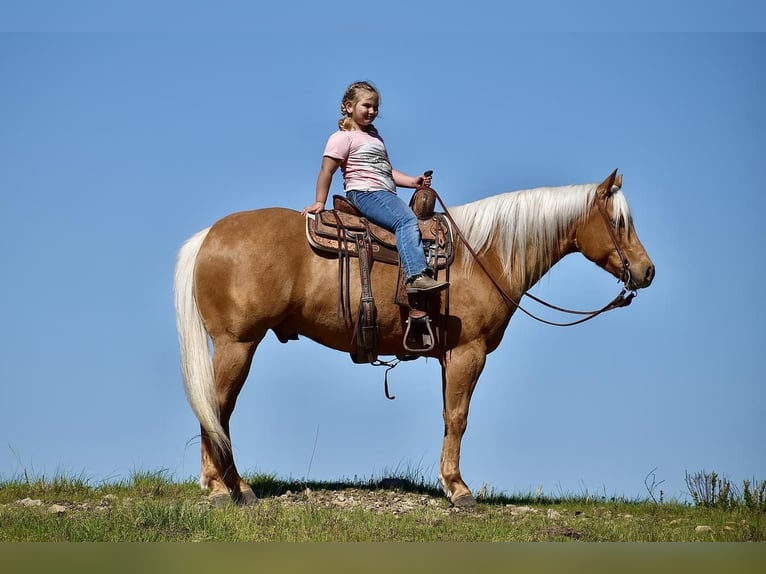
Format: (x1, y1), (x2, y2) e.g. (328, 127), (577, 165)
(345, 92), (379, 129)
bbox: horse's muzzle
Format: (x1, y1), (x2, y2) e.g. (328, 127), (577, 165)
(630, 262), (655, 290)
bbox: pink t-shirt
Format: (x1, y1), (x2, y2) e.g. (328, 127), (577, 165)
(323, 129), (397, 193)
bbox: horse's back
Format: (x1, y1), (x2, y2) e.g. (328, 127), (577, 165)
(205, 207), (302, 247)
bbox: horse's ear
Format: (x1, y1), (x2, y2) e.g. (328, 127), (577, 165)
(597, 169), (619, 199)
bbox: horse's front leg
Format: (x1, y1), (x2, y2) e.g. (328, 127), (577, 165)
(439, 342), (487, 507)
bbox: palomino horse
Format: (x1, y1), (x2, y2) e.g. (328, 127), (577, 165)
(174, 169), (654, 507)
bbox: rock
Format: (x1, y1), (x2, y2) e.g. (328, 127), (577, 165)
(695, 525), (713, 533)
(48, 504), (67, 514)
(508, 505), (536, 515)
(19, 498), (43, 507)
(546, 509), (562, 519)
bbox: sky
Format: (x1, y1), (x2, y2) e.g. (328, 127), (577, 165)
(1, 4), (765, 504)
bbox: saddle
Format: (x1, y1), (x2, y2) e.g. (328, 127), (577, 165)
(307, 192), (454, 270)
(305, 187), (455, 363)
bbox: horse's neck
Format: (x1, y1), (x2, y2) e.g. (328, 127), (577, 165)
(519, 238), (570, 292)
(508, 220), (576, 294)
(452, 184), (590, 293)
(453, 236), (566, 301)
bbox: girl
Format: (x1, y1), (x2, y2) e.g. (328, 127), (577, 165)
(302, 81), (448, 294)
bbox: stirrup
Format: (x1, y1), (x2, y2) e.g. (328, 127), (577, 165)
(403, 314), (435, 353)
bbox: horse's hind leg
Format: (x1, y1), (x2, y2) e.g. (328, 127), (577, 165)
(201, 337), (259, 506)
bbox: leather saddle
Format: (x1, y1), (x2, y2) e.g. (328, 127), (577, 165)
(305, 187), (454, 363)
(306, 189), (454, 271)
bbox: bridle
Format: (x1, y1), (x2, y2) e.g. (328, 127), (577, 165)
(434, 188), (637, 327)
(595, 190), (633, 288)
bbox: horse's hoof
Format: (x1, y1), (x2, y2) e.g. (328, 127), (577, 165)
(236, 490), (259, 507)
(208, 492), (233, 508)
(451, 493), (477, 508)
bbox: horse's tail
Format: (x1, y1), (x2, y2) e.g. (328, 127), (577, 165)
(173, 228), (230, 458)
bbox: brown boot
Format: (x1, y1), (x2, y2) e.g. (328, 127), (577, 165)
(405, 273), (449, 294)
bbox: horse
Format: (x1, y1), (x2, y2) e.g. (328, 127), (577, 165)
(173, 169), (654, 507)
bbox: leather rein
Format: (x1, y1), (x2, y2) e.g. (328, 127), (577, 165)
(432, 188), (637, 327)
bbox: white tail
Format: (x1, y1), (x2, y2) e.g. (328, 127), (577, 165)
(173, 228), (230, 456)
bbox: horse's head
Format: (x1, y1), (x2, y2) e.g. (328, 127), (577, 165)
(574, 170), (655, 291)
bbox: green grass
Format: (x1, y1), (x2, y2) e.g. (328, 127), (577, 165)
(0, 470), (763, 542)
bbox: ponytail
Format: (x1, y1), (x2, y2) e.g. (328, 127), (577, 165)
(338, 116), (356, 131)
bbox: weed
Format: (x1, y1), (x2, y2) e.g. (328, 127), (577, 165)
(742, 479), (766, 512)
(684, 469), (766, 511)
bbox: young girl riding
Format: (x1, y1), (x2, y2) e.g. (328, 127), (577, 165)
(301, 81), (448, 294)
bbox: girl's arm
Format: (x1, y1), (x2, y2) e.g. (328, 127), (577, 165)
(302, 156), (342, 215)
(392, 168), (432, 189)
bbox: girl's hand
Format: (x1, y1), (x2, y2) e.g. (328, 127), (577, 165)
(301, 201), (325, 216)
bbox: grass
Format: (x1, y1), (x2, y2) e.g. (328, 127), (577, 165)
(0, 470), (763, 542)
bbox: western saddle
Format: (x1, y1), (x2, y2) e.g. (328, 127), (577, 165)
(306, 187), (454, 363)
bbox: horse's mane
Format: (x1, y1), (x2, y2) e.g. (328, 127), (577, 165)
(448, 183), (631, 286)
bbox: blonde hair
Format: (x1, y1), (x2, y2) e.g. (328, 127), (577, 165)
(338, 81), (380, 131)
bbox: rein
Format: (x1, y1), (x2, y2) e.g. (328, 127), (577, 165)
(432, 189), (637, 327)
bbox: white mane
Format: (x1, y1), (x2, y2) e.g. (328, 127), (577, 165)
(448, 183), (631, 286)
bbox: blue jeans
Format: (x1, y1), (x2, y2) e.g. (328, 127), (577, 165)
(346, 190), (428, 280)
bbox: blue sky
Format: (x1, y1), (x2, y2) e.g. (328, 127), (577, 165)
(1, 6), (764, 503)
